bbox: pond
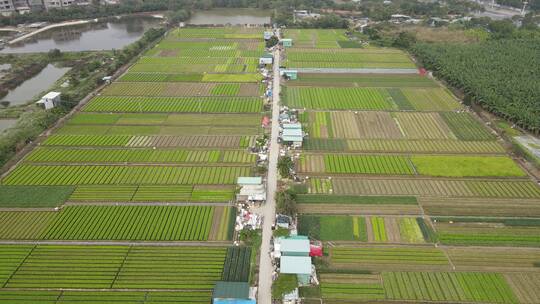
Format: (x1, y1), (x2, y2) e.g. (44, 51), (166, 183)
(1, 16), (162, 54)
(0, 64), (70, 106)
(0, 119), (17, 132)
(187, 9), (271, 25)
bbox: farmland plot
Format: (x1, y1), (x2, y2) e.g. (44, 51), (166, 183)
(330, 246), (450, 270)
(419, 197), (540, 217)
(441, 112), (496, 141)
(412, 155), (525, 177)
(298, 215), (367, 241)
(320, 177), (540, 198)
(505, 273), (540, 304)
(2, 165), (250, 185)
(296, 195), (422, 215)
(1, 245), (228, 290)
(400, 88), (462, 111)
(83, 96), (262, 113)
(446, 247), (540, 271)
(320, 274), (385, 300)
(434, 219), (540, 247)
(285, 87), (393, 110)
(101, 82), (260, 97)
(394, 112), (455, 139)
(26, 147), (255, 164)
(383, 272), (518, 303)
(304, 138), (505, 153)
(289, 73), (438, 88)
(0, 212), (56, 239)
(0, 290), (212, 304)
(38, 206), (229, 241)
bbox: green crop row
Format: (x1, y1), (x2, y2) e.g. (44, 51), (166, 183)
(0, 290), (212, 304)
(323, 154), (414, 175)
(83, 96), (263, 113)
(2, 165), (250, 185)
(0, 245), (227, 289)
(331, 247), (449, 266)
(304, 154), (524, 177)
(284, 87), (393, 110)
(0, 205), (231, 241)
(26, 147), (255, 164)
(211, 83), (240, 96)
(69, 185), (234, 202)
(222, 247), (252, 282)
(383, 272), (518, 303)
(41, 205), (216, 241)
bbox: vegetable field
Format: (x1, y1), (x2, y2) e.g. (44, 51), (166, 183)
(287, 29), (540, 304)
(0, 245), (230, 289)
(3, 165), (250, 185)
(0, 206), (235, 241)
(84, 96), (262, 113)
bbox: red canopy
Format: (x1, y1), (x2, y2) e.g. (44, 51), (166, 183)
(262, 116), (270, 127)
(310, 244), (323, 257)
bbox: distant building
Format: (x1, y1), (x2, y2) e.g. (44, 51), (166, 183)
(0, 0), (15, 16)
(280, 123), (303, 147)
(280, 38), (293, 48)
(37, 91), (61, 110)
(43, 0), (89, 10)
(259, 53), (273, 65)
(280, 69), (297, 80)
(237, 177), (266, 203)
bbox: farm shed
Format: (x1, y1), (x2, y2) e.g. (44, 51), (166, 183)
(213, 281), (256, 304)
(280, 69), (298, 80)
(259, 53), (274, 65)
(237, 177), (266, 203)
(280, 256), (312, 285)
(280, 236), (310, 256)
(36, 91), (61, 110)
(238, 184), (266, 202)
(281, 123), (303, 147)
(237, 177), (262, 186)
(280, 38), (293, 47)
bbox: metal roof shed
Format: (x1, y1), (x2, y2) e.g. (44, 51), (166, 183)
(282, 128), (302, 137)
(280, 238), (310, 256)
(237, 177), (262, 186)
(213, 281), (255, 304)
(283, 123), (301, 130)
(280, 256), (311, 274)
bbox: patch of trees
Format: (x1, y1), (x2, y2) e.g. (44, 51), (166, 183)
(411, 38), (540, 133)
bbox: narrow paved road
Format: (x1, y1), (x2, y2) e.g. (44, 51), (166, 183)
(258, 37), (281, 304)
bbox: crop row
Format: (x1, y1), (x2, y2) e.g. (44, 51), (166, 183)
(83, 96), (262, 113)
(0, 245), (228, 289)
(43, 135), (254, 149)
(331, 247), (449, 266)
(383, 272), (518, 303)
(284, 87), (392, 110)
(43, 206), (217, 241)
(211, 83), (240, 96)
(69, 113), (262, 127)
(222, 247), (252, 282)
(2, 165), (250, 185)
(101, 82), (260, 97)
(0, 206), (232, 241)
(300, 154), (523, 177)
(26, 148), (255, 164)
(312, 177), (540, 198)
(0, 290), (212, 304)
(304, 138), (504, 154)
(69, 185), (234, 202)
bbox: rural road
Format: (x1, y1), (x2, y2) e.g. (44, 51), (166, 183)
(258, 35), (281, 304)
